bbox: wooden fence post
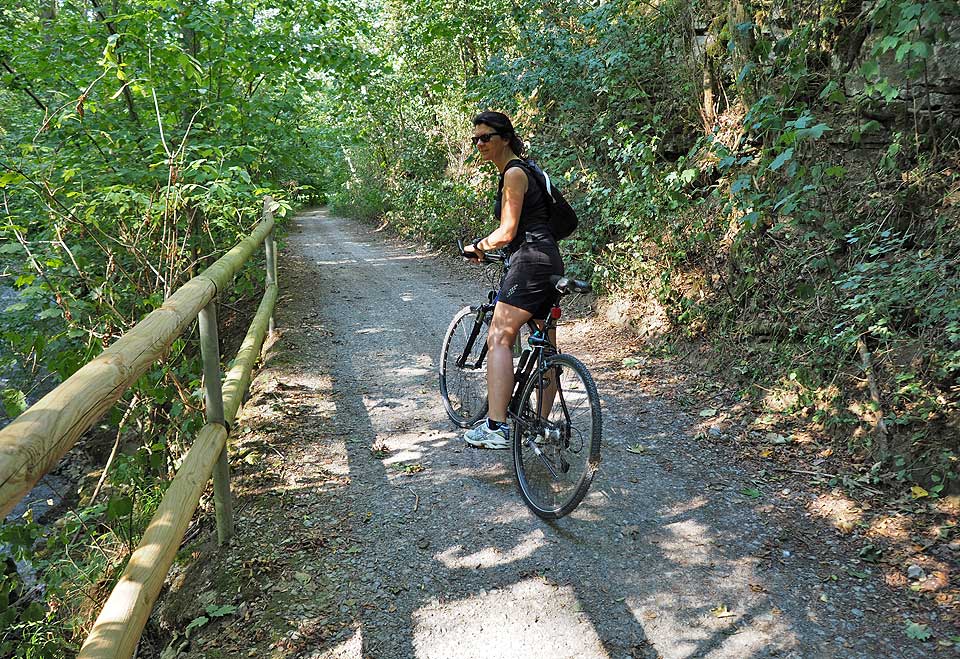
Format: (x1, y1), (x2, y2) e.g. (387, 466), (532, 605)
(263, 196), (278, 336)
(198, 300), (233, 544)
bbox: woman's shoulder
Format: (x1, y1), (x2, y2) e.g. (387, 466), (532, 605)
(502, 164), (530, 190)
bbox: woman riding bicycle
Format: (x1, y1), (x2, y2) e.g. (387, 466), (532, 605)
(462, 111), (564, 449)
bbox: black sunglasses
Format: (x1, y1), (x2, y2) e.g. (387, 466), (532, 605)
(471, 132), (502, 145)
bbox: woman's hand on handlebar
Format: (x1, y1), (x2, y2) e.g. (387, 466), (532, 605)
(463, 242), (484, 260)
(457, 238), (484, 261)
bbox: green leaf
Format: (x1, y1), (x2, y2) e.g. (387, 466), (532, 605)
(798, 124), (830, 140)
(878, 36), (900, 53)
(185, 615), (209, 636)
(730, 175), (752, 194)
(106, 496), (133, 521)
(205, 603), (238, 618)
(860, 60), (880, 79)
(1, 389), (27, 419)
(895, 42), (912, 62)
(769, 148), (794, 171)
(0, 171), (24, 188)
(905, 621), (932, 641)
(739, 487), (762, 499)
(878, 81), (900, 102)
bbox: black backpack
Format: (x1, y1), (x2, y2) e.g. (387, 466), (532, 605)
(506, 160), (579, 241)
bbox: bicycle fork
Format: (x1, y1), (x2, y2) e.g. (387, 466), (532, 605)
(456, 307), (491, 369)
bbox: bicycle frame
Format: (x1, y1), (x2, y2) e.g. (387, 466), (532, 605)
(452, 300), (572, 442)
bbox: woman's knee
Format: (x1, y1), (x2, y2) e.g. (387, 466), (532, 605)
(487, 323), (517, 350)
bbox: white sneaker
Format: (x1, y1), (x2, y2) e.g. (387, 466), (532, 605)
(464, 420), (510, 449)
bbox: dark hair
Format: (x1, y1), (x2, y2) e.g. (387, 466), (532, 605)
(473, 111), (525, 157)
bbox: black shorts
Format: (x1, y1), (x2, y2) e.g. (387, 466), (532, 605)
(497, 240), (564, 319)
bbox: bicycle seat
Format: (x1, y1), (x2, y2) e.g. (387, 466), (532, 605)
(551, 276), (592, 295)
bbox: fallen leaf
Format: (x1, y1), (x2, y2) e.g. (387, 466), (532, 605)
(911, 485), (929, 499)
(626, 443), (647, 455)
(918, 571), (949, 592)
(836, 520), (855, 534)
(759, 448), (773, 458)
(711, 604), (736, 618)
(699, 408), (718, 417)
(293, 572), (312, 585)
(905, 620), (932, 641)
(749, 583), (766, 593)
(739, 487), (762, 499)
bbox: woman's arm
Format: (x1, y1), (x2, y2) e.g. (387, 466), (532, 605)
(472, 167), (528, 252)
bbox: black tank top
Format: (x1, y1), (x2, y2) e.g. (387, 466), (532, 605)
(494, 160), (551, 252)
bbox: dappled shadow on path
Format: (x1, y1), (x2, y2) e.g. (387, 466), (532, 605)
(154, 209), (932, 659)
(250, 209), (830, 659)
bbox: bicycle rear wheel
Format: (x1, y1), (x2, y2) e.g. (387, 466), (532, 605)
(439, 306), (489, 427)
(512, 353), (601, 519)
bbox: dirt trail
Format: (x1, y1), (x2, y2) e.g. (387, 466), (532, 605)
(156, 209), (925, 659)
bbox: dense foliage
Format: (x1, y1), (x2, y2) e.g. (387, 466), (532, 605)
(0, 0), (360, 652)
(329, 0), (959, 484)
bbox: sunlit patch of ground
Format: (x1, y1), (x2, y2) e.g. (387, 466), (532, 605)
(411, 578), (608, 659)
(807, 491), (864, 534)
(435, 530), (546, 569)
(865, 513), (912, 540)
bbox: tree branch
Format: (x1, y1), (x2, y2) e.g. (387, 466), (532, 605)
(1, 58), (49, 113)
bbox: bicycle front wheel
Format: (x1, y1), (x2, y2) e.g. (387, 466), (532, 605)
(512, 353), (602, 519)
(439, 306), (489, 428)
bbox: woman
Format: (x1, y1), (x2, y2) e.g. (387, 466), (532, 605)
(462, 111), (564, 449)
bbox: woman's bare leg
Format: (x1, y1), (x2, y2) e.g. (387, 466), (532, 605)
(486, 301), (533, 423)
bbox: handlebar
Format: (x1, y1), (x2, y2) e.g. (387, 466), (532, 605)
(457, 238), (506, 264)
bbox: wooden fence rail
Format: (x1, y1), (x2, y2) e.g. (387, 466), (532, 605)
(0, 197), (281, 658)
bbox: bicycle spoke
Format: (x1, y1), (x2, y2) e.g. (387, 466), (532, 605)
(512, 354), (602, 519)
(524, 435), (561, 480)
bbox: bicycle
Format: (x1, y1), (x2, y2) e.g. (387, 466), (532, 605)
(438, 240), (602, 519)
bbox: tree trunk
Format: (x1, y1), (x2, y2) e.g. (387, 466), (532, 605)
(728, 0), (757, 104)
(41, 0), (57, 44)
(692, 18), (717, 131)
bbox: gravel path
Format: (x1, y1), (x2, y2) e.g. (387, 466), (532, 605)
(158, 208), (926, 658)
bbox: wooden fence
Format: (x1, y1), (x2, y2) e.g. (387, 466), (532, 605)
(0, 197), (281, 657)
